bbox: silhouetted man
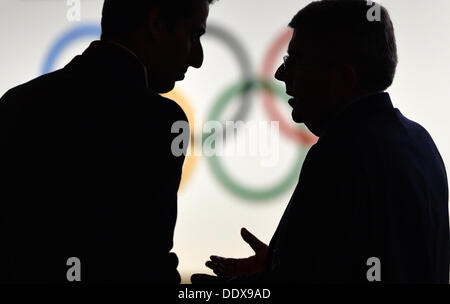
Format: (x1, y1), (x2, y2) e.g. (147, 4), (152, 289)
(193, 0), (449, 284)
(0, 0), (213, 283)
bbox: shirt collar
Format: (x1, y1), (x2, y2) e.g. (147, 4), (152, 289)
(317, 92), (394, 144)
(77, 40), (150, 89)
(104, 41), (150, 89)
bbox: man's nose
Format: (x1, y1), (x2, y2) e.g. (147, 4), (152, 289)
(189, 42), (204, 69)
(275, 64), (285, 81)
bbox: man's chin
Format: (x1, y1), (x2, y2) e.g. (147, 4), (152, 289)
(292, 116), (303, 124)
(155, 81), (176, 94)
(291, 109), (304, 124)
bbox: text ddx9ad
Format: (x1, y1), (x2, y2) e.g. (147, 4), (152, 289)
(178, 288), (271, 302)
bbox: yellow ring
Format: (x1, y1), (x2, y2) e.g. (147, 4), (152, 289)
(162, 88), (199, 190)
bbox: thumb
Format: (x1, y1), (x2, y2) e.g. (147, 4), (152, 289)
(240, 227), (266, 252)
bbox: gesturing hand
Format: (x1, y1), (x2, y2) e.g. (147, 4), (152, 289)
(206, 227), (268, 277)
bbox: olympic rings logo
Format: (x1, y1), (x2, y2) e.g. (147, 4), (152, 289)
(41, 22), (318, 202)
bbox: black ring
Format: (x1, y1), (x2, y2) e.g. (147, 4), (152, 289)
(205, 24), (254, 141)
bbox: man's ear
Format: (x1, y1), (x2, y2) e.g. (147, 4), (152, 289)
(145, 7), (168, 42)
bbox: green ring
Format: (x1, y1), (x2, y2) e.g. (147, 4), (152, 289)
(203, 79), (309, 201)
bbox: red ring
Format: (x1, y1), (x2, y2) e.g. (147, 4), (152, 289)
(260, 28), (318, 146)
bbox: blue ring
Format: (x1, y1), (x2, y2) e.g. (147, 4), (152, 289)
(41, 23), (100, 75)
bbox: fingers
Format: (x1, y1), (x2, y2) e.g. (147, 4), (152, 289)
(210, 255), (226, 263)
(206, 256), (237, 277)
(205, 259), (226, 276)
(240, 227), (267, 252)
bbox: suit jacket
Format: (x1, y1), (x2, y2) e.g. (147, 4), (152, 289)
(0, 41), (187, 283)
(237, 92), (449, 284)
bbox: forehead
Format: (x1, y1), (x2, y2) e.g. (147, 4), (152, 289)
(287, 29), (314, 56)
(188, 0), (209, 26)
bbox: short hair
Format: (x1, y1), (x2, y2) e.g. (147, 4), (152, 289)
(101, 0), (215, 40)
(289, 0), (398, 93)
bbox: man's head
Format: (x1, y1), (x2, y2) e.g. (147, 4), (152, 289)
(275, 0), (398, 136)
(101, 0), (215, 93)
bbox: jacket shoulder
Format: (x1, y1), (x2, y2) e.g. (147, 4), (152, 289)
(147, 91), (189, 124)
(0, 69), (67, 110)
